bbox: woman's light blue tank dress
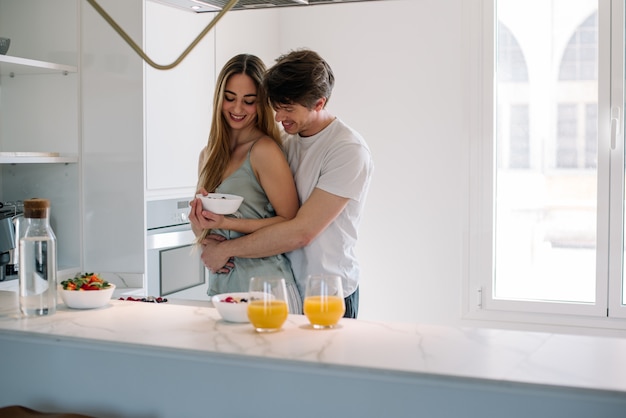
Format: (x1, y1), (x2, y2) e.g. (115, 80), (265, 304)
(209, 144), (302, 314)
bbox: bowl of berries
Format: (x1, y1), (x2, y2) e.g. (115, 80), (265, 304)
(196, 193), (244, 215)
(211, 292), (250, 323)
(59, 273), (115, 309)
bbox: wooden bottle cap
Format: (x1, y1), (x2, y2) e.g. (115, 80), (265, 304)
(23, 198), (50, 219)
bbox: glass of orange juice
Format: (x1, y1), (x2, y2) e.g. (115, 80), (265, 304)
(247, 277), (289, 333)
(303, 274), (345, 329)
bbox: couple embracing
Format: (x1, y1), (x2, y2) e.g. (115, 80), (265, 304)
(189, 49), (373, 319)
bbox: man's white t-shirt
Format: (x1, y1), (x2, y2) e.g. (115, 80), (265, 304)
(283, 118), (373, 297)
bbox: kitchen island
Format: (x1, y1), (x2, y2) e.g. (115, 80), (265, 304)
(0, 290), (624, 417)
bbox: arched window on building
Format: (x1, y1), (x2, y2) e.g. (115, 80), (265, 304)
(557, 12), (598, 169)
(497, 22), (528, 83)
(496, 23), (529, 169)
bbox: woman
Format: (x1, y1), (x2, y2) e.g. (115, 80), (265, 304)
(189, 54), (302, 314)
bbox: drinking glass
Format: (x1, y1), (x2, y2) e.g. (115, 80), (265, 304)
(247, 277), (289, 333)
(303, 274), (345, 329)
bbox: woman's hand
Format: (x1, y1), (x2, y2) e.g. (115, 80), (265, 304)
(200, 210), (226, 229)
(189, 192), (227, 231)
(189, 188), (209, 231)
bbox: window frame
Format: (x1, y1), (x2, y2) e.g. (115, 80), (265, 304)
(608, 0), (626, 319)
(464, 0), (626, 329)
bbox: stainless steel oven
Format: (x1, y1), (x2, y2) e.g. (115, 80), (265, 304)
(146, 198), (208, 300)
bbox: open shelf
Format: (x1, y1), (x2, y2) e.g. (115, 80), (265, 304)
(0, 152), (78, 164)
(0, 55), (77, 76)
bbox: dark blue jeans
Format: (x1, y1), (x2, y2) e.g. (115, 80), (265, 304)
(344, 286), (359, 319)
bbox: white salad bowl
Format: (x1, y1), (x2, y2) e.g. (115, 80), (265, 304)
(59, 284), (116, 309)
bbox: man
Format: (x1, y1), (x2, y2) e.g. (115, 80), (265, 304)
(192, 49), (373, 318)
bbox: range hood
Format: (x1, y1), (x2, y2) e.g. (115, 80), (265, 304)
(149, 0), (379, 13)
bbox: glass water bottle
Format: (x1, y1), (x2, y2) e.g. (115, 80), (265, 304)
(19, 198), (57, 316)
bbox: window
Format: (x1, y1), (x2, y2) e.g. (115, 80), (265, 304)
(508, 105), (530, 169)
(558, 12), (598, 81)
(557, 103), (580, 168)
(467, 0), (626, 328)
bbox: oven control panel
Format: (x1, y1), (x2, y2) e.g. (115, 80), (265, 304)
(147, 198), (192, 230)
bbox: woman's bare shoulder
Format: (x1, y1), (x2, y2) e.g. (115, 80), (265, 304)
(251, 135), (283, 155)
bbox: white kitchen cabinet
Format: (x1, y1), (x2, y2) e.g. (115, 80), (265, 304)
(144, 1), (215, 197)
(144, 3), (281, 198)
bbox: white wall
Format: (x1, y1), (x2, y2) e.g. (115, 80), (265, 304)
(287, 0), (468, 326)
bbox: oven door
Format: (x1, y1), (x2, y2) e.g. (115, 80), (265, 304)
(146, 224), (208, 299)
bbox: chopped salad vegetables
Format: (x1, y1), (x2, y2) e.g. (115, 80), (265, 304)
(61, 273), (111, 291)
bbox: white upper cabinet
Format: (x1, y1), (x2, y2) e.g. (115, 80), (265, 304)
(143, 3), (281, 197)
(144, 1), (215, 196)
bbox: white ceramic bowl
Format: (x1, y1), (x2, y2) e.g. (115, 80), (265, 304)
(211, 292), (250, 323)
(59, 284), (116, 309)
(196, 193), (243, 215)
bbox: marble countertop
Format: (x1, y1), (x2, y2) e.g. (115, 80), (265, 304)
(1, 290), (625, 395)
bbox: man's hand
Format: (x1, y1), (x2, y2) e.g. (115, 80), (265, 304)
(200, 234), (234, 274)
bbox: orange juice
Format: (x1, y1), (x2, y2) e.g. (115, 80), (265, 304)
(247, 300), (288, 330)
(304, 295), (345, 327)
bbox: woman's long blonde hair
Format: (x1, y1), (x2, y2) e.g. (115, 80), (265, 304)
(197, 54), (282, 194)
